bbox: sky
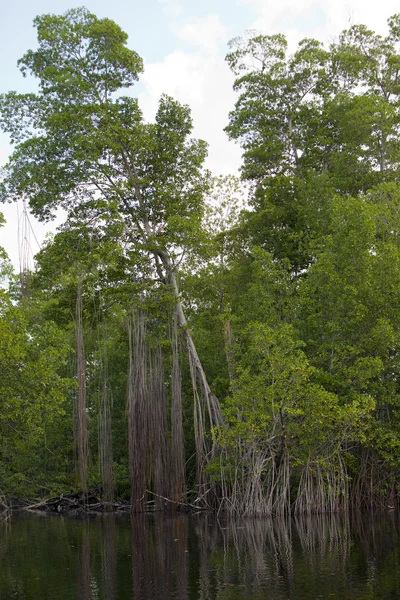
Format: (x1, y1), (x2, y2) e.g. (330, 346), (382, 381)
(1, 0), (400, 269)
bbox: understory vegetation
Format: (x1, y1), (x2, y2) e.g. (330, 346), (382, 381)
(2, 8), (400, 514)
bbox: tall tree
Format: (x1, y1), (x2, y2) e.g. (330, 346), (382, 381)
(0, 7), (223, 485)
(225, 20), (400, 271)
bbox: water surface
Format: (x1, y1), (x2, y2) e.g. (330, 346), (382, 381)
(0, 511), (399, 599)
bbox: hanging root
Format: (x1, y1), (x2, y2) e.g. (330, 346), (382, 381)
(98, 306), (114, 507)
(217, 429), (291, 517)
(150, 345), (170, 510)
(217, 405), (291, 516)
(350, 448), (397, 510)
(75, 277), (88, 494)
(128, 309), (148, 513)
(170, 310), (186, 504)
(293, 453), (349, 514)
(99, 375), (114, 507)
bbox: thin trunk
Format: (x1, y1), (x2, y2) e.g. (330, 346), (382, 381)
(99, 373), (114, 507)
(167, 265), (224, 427)
(159, 254), (224, 489)
(380, 130), (386, 172)
(150, 345), (170, 510)
(224, 320), (236, 384)
(76, 278), (88, 494)
(79, 533), (92, 600)
(128, 309), (148, 513)
(188, 347), (207, 487)
(288, 116), (299, 167)
(122, 162), (224, 490)
(170, 310), (186, 504)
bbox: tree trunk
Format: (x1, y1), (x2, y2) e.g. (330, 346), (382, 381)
(150, 345), (170, 510)
(170, 310), (186, 504)
(128, 309), (148, 512)
(99, 372), (114, 507)
(76, 278), (88, 494)
(161, 256), (224, 489)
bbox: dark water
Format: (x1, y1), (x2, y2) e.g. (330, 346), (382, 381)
(1, 511), (400, 599)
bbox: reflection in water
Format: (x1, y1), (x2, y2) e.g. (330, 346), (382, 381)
(78, 531), (92, 600)
(0, 518), (10, 562)
(1, 512), (400, 599)
(294, 512), (350, 582)
(295, 512), (350, 555)
(171, 517), (189, 600)
(102, 518), (116, 600)
(131, 516), (149, 599)
(197, 515), (218, 600)
(196, 517), (295, 599)
(193, 513), (393, 600)
(131, 515), (189, 600)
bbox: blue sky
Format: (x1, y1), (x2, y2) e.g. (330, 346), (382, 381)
(0, 0), (256, 76)
(2, 0), (400, 267)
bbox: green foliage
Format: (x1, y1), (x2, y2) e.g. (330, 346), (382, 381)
(0, 296), (74, 497)
(225, 19), (400, 272)
(3, 9), (400, 512)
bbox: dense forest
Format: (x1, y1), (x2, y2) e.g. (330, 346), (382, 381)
(1, 7), (400, 515)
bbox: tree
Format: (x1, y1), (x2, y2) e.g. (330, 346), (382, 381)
(0, 7), (225, 493)
(217, 16), (400, 512)
(225, 20), (400, 272)
(295, 185), (400, 507)
(0, 291), (74, 498)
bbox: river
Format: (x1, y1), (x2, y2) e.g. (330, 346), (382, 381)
(0, 511), (399, 599)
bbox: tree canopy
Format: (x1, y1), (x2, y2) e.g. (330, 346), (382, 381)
(2, 9), (400, 515)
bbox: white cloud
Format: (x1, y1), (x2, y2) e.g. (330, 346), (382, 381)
(140, 50), (207, 109)
(243, 0), (400, 48)
(139, 14), (242, 176)
(1, 12), (243, 269)
(6, 1), (398, 270)
(173, 13), (228, 53)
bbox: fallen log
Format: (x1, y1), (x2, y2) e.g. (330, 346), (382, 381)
(23, 493), (130, 514)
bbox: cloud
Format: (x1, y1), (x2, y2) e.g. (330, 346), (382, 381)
(173, 13), (229, 53)
(140, 50), (207, 108)
(138, 13), (242, 176)
(1, 11), (243, 269)
(243, 0), (400, 48)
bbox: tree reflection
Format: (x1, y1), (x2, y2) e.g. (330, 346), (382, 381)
(102, 517), (116, 600)
(1, 512), (400, 599)
(78, 529), (92, 600)
(130, 514), (189, 600)
(194, 513), (357, 599)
